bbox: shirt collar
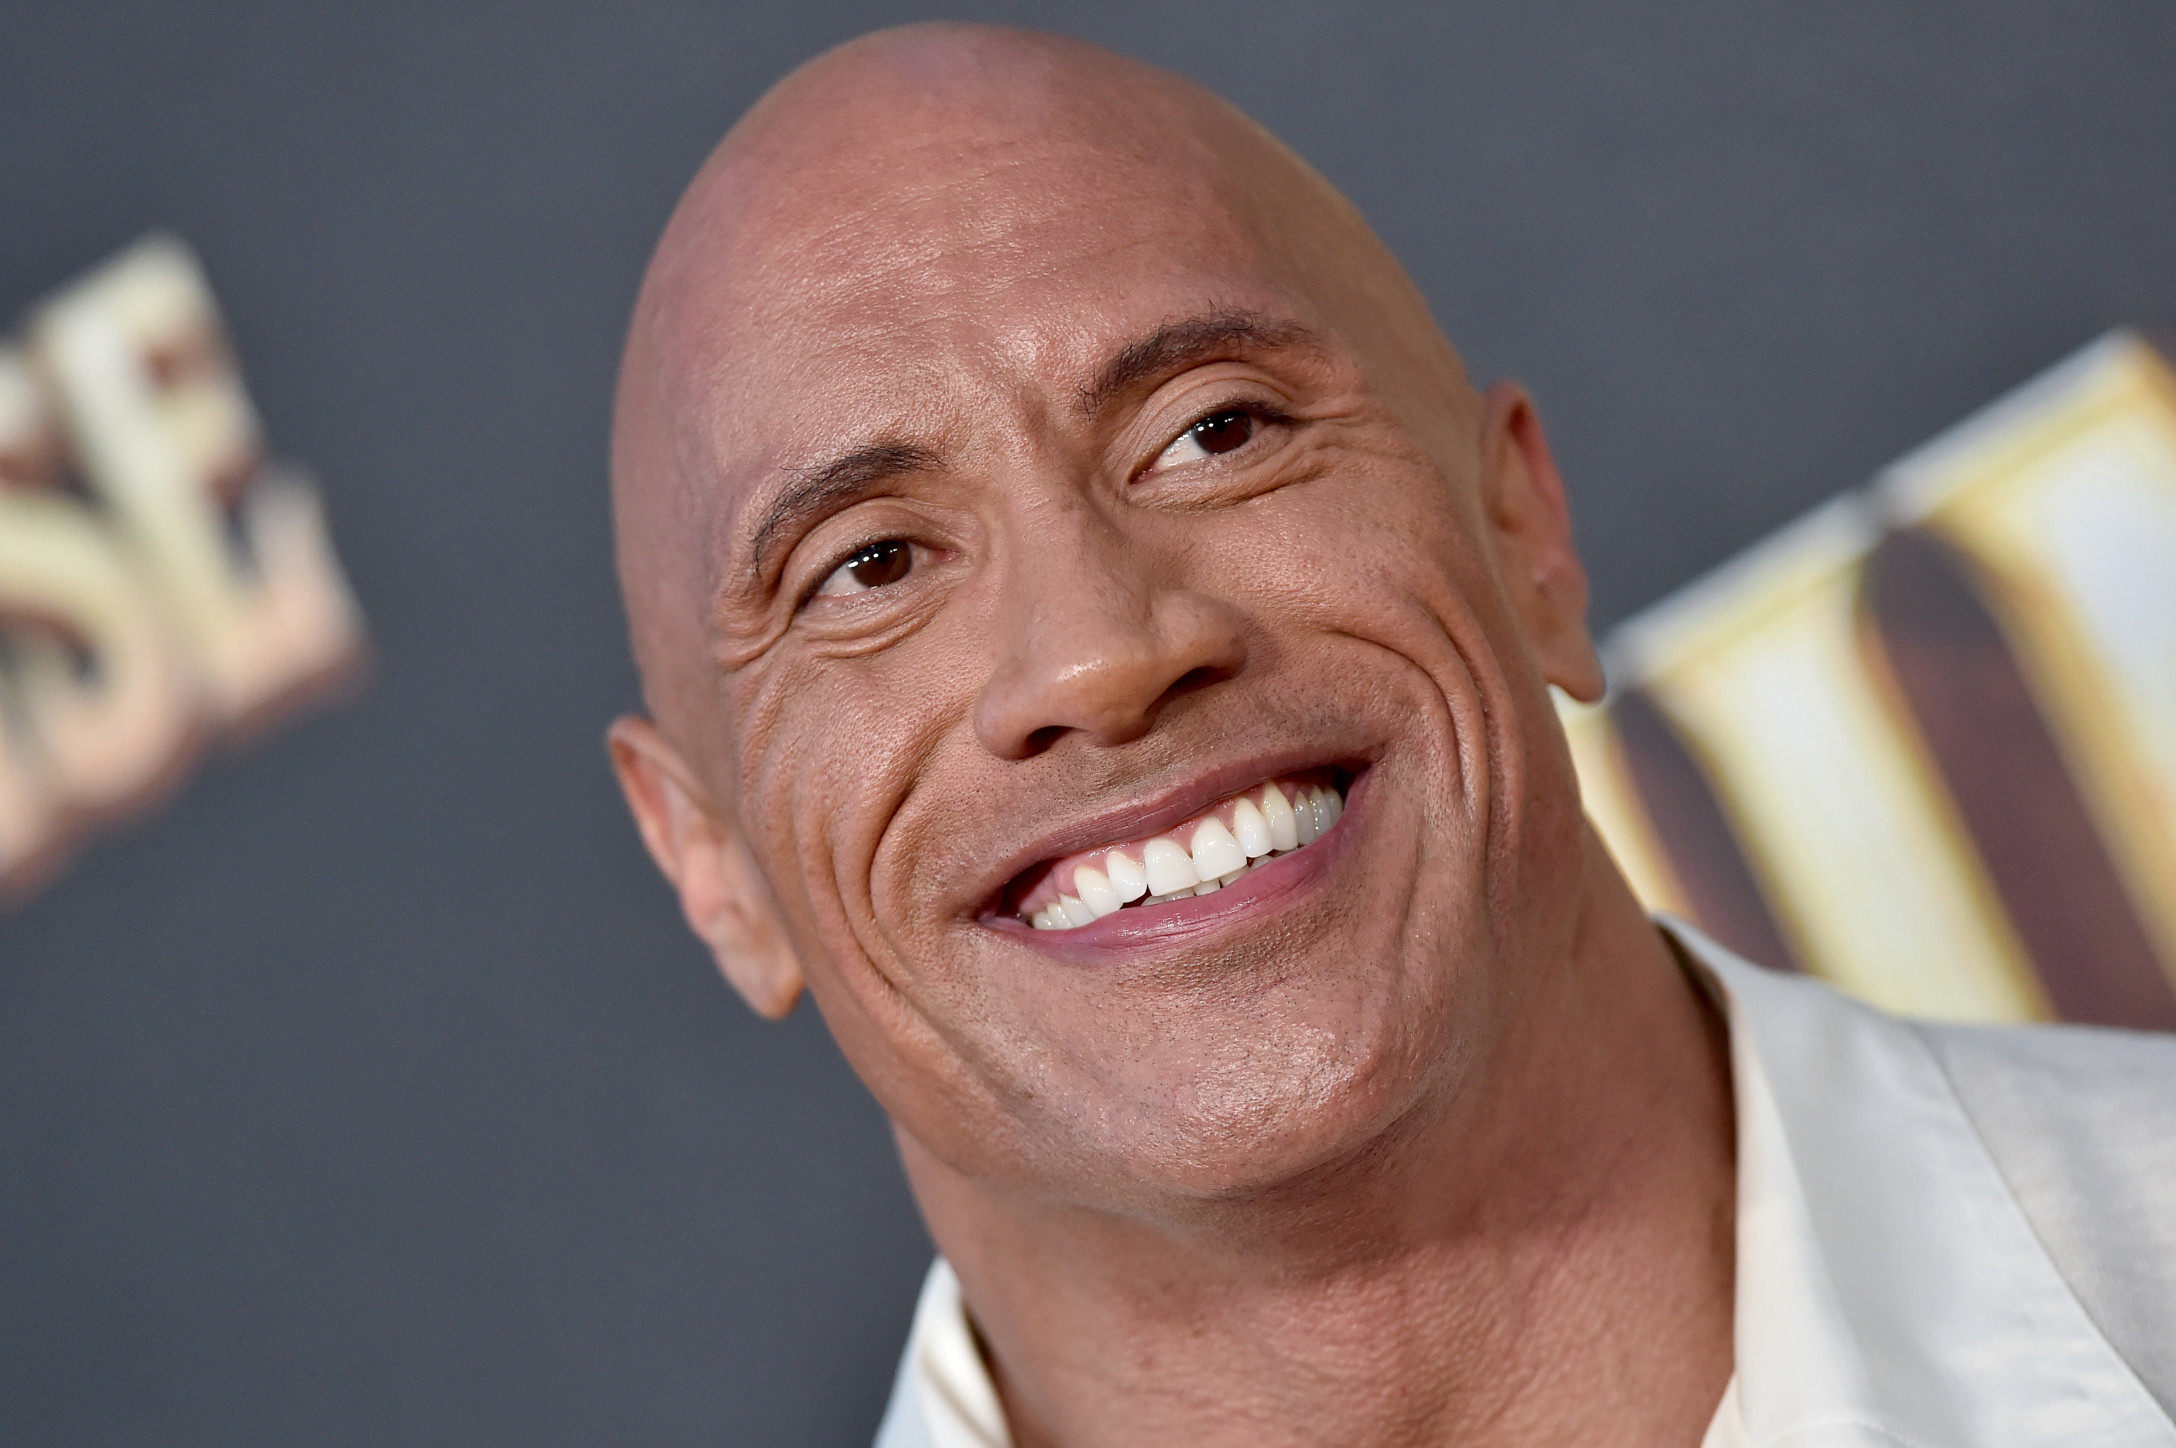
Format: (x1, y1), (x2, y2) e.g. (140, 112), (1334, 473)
(1677, 918), (2174, 1447)
(874, 1258), (1004, 1448)
(876, 921), (2176, 1448)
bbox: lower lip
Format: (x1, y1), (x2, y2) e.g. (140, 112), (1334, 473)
(983, 769), (1368, 957)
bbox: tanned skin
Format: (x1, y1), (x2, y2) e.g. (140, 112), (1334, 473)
(608, 24), (1735, 1448)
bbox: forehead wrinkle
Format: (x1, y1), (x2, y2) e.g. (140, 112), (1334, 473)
(722, 109), (1255, 331)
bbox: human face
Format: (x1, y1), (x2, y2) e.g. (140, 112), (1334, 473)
(661, 123), (1592, 1208)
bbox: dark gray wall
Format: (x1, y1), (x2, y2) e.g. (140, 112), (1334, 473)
(3, 3), (2171, 1443)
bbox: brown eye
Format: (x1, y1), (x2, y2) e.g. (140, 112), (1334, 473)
(1155, 407), (1268, 471)
(816, 539), (913, 598)
(846, 540), (910, 587)
(1188, 409), (1255, 455)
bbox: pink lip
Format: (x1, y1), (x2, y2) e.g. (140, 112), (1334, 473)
(980, 767), (1367, 956)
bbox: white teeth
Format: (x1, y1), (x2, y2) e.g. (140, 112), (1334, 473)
(1291, 787), (1320, 845)
(1189, 817), (1246, 881)
(1142, 837), (1200, 895)
(1105, 850), (1149, 902)
(1259, 783), (1300, 852)
(1023, 778), (1345, 930)
(1230, 796), (1273, 857)
(1073, 865), (1123, 918)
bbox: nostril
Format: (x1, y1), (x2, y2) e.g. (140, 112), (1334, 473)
(1021, 723), (1068, 757)
(1162, 664), (1232, 704)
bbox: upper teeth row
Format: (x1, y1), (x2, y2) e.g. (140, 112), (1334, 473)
(1025, 779), (1344, 931)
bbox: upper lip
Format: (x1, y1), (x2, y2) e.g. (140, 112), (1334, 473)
(967, 744), (1371, 920)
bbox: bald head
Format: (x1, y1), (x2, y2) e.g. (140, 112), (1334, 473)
(606, 18), (1607, 1240)
(612, 23), (1475, 735)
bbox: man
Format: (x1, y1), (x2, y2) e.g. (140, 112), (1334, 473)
(606, 23), (2176, 1447)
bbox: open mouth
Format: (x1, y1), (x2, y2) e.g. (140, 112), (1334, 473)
(1008, 770), (1349, 931)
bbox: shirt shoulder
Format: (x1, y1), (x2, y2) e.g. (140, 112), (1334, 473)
(1915, 1018), (2176, 1415)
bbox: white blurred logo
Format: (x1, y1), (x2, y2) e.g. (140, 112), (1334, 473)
(0, 235), (366, 899)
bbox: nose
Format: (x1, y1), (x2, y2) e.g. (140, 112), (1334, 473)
(972, 504), (1248, 760)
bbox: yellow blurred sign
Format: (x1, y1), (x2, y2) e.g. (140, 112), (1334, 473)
(1567, 333), (2176, 1028)
(0, 235), (365, 899)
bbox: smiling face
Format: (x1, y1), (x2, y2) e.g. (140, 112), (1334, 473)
(611, 26), (1605, 1210)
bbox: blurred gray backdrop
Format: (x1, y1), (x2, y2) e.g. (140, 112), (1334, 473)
(4, 2), (2172, 1443)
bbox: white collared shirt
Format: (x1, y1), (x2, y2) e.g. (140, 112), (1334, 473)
(874, 924), (2176, 1447)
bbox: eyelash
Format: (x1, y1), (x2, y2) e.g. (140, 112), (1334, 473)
(1154, 399), (1293, 468)
(799, 535), (904, 607)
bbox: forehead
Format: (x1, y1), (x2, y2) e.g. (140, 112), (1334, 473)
(670, 119), (1305, 493)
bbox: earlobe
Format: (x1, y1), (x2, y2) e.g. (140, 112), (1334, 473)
(1479, 383), (1605, 703)
(606, 716), (806, 1019)
(690, 838), (807, 1019)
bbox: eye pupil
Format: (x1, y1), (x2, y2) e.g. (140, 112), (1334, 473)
(847, 540), (911, 588)
(1189, 409), (1254, 455)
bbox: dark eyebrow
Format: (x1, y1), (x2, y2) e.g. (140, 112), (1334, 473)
(746, 440), (942, 575)
(1078, 308), (1324, 418)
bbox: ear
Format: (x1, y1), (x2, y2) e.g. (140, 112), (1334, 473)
(1478, 382), (1605, 703)
(606, 715), (805, 1018)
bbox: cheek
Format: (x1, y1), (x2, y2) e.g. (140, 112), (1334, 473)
(1259, 469), (1502, 756)
(733, 637), (988, 976)
(1243, 461), (1560, 966)
(733, 660), (917, 940)
(1303, 483), (1589, 958)
(733, 659), (1010, 1149)
(1227, 444), (1498, 639)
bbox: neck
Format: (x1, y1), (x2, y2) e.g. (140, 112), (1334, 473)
(900, 845), (1737, 1448)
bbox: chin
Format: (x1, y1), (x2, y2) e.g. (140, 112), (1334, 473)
(1044, 981), (1464, 1207)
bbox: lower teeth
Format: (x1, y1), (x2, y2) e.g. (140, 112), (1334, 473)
(1132, 852), (1289, 908)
